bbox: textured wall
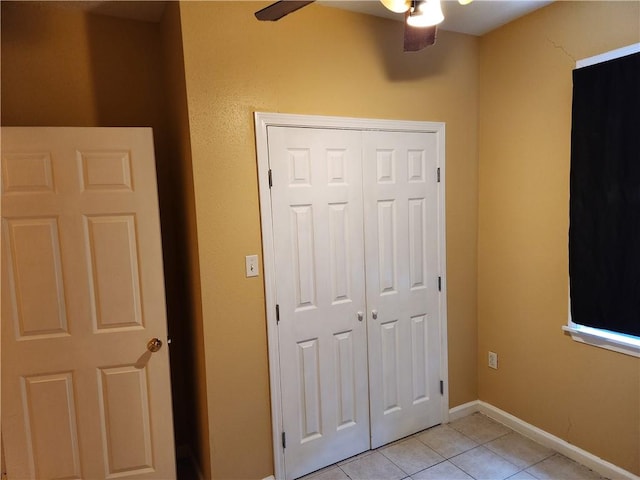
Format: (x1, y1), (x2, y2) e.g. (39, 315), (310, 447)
(178, 2), (479, 478)
(478, 1), (640, 474)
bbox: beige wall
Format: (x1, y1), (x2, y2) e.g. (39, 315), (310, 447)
(8, 1), (636, 479)
(1, 2), (165, 130)
(478, 1), (640, 475)
(178, 2), (479, 478)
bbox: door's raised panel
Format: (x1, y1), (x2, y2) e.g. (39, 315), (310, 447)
(327, 150), (347, 185)
(2, 153), (54, 194)
(288, 149), (312, 186)
(409, 198), (427, 290)
(78, 151), (133, 192)
(98, 366), (153, 477)
(334, 331), (356, 430)
(4, 218), (68, 339)
(407, 150), (425, 183)
(329, 203), (350, 304)
(84, 215), (143, 331)
(22, 372), (81, 480)
(297, 339), (322, 443)
(410, 315), (429, 404)
(380, 320), (401, 415)
(377, 201), (397, 295)
(290, 206), (317, 311)
(376, 150), (395, 184)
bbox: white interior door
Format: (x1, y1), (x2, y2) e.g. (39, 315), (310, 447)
(268, 126), (370, 480)
(363, 130), (442, 448)
(1, 127), (176, 479)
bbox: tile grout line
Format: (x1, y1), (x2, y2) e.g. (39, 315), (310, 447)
(450, 420), (563, 480)
(303, 413), (608, 480)
(380, 447), (452, 479)
(445, 417), (532, 480)
(389, 421), (517, 480)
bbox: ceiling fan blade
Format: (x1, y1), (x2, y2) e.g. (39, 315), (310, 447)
(403, 20), (437, 52)
(255, 1), (315, 21)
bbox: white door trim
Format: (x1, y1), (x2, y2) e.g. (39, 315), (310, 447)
(254, 112), (448, 480)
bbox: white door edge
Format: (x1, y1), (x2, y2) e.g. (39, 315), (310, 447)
(254, 112), (449, 480)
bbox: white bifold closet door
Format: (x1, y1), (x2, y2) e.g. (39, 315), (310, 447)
(363, 131), (442, 449)
(268, 126), (442, 480)
(269, 127), (370, 479)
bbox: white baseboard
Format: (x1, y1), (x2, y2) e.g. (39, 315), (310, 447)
(262, 476), (276, 480)
(467, 401), (640, 480)
(448, 400), (480, 421)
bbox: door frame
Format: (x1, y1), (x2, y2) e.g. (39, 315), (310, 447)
(254, 112), (448, 480)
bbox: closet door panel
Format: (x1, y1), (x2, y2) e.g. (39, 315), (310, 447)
(363, 130), (442, 448)
(268, 126), (370, 480)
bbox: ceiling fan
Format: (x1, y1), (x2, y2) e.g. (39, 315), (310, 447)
(255, 0), (473, 52)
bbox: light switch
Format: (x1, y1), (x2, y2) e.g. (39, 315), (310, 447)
(245, 255), (259, 277)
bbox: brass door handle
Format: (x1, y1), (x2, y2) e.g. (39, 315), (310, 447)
(147, 338), (163, 353)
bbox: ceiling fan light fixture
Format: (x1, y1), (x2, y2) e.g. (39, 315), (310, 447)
(380, 0), (411, 13)
(406, 0), (444, 28)
(458, 0), (473, 5)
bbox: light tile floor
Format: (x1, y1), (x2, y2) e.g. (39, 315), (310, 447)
(300, 413), (608, 480)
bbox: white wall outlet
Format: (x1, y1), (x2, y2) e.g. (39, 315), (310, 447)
(488, 351), (498, 369)
(245, 255), (259, 277)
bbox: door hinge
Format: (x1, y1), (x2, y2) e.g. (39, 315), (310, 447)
(268, 169), (273, 188)
(440, 380), (444, 395)
(437, 167), (441, 183)
(438, 276), (442, 292)
(282, 431), (286, 449)
(276, 304), (280, 324)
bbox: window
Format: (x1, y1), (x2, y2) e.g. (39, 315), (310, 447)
(565, 44), (640, 357)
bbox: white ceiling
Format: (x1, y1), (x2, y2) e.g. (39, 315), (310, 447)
(50, 0), (553, 36)
(318, 0), (553, 36)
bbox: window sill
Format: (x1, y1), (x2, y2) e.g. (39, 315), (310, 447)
(563, 325), (640, 358)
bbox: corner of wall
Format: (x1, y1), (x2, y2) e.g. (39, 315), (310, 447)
(159, 3), (211, 479)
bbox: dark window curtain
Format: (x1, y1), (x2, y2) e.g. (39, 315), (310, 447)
(569, 52), (640, 337)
